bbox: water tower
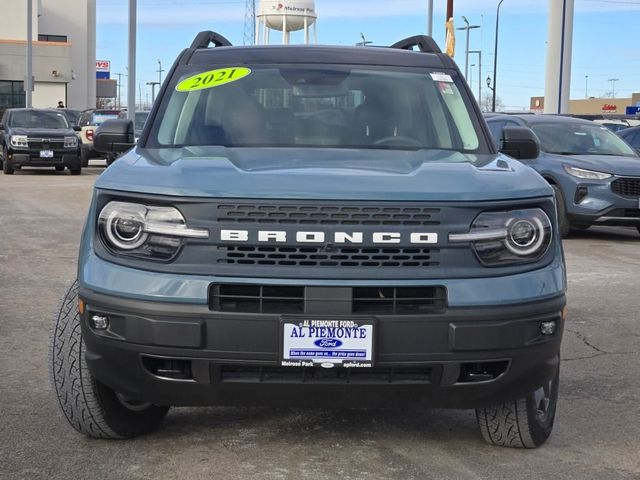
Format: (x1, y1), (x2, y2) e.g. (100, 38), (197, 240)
(256, 0), (317, 45)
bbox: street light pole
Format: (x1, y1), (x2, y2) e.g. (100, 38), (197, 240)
(26, 0), (33, 108)
(585, 75), (588, 99)
(127, 0), (136, 120)
(157, 59), (164, 86)
(457, 17), (480, 81)
(492, 0), (506, 112)
(427, 0), (434, 37)
(146, 82), (160, 103)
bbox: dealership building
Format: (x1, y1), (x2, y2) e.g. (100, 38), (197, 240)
(0, 0), (96, 112)
(530, 93), (640, 117)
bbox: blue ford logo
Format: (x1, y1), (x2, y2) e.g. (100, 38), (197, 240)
(314, 338), (343, 348)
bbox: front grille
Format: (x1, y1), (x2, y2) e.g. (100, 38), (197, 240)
(217, 203), (441, 226)
(603, 208), (640, 218)
(353, 287), (447, 315)
(209, 284), (447, 315)
(217, 245), (439, 267)
(220, 365), (432, 384)
(612, 177), (640, 197)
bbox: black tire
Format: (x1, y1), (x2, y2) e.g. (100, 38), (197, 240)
(552, 185), (570, 238)
(476, 364), (560, 448)
(70, 165), (82, 175)
(80, 147), (89, 167)
(3, 147), (14, 174)
(50, 280), (169, 439)
(55, 165), (65, 172)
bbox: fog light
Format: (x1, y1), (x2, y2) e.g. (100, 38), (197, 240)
(91, 314), (109, 330)
(540, 320), (557, 335)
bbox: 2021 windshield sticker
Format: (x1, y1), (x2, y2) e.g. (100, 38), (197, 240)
(175, 67), (251, 92)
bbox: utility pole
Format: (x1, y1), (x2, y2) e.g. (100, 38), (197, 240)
(114, 72), (126, 109)
(127, 0), (136, 121)
(457, 16), (480, 81)
(26, 0), (33, 107)
(585, 75), (588, 99)
(146, 81), (160, 104)
(157, 59), (164, 86)
(608, 78), (619, 98)
(469, 50), (482, 102)
(243, 0), (256, 45)
(492, 0), (506, 112)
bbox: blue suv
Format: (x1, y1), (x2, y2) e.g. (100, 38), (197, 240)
(50, 32), (566, 447)
(486, 114), (640, 236)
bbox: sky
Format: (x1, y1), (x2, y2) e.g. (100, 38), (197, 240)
(96, 0), (640, 110)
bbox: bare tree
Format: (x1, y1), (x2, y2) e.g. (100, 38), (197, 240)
(479, 92), (504, 112)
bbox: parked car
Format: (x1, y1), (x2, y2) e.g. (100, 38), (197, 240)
(618, 126), (640, 152)
(593, 119), (632, 133)
(50, 31), (567, 448)
(486, 114), (640, 236)
(0, 108), (81, 175)
(57, 108), (82, 127)
(77, 109), (121, 166)
(117, 110), (150, 141)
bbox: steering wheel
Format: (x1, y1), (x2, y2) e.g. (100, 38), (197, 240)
(373, 135), (423, 147)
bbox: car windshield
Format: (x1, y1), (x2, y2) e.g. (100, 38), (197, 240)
(9, 110), (69, 129)
(62, 110), (80, 125)
(149, 65), (484, 153)
(531, 122), (637, 156)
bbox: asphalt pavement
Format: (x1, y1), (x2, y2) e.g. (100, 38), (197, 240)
(1, 165), (639, 480)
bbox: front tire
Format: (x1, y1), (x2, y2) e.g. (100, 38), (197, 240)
(3, 147), (14, 174)
(476, 364), (559, 448)
(80, 147), (89, 167)
(50, 281), (169, 439)
(69, 165), (82, 175)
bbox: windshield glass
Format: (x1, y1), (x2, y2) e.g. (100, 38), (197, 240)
(531, 122), (637, 156)
(149, 65), (484, 152)
(9, 110), (69, 129)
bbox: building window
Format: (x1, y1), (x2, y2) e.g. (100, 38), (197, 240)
(38, 34), (68, 43)
(0, 81), (26, 115)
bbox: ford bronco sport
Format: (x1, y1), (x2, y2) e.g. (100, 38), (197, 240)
(50, 32), (566, 447)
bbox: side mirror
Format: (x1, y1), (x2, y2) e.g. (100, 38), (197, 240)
(72, 125), (81, 132)
(94, 119), (135, 154)
(500, 126), (540, 160)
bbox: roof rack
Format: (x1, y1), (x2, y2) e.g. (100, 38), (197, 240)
(190, 31), (232, 49)
(390, 35), (441, 54)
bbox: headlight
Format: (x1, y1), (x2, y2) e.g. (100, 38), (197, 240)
(449, 208), (552, 266)
(64, 136), (78, 148)
(10, 135), (28, 148)
(563, 165), (612, 180)
(98, 201), (209, 260)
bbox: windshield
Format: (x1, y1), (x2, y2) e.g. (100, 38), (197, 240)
(531, 122), (637, 156)
(149, 65), (485, 152)
(9, 110), (69, 129)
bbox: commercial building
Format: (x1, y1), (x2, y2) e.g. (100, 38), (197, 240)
(531, 93), (640, 117)
(0, 0), (96, 113)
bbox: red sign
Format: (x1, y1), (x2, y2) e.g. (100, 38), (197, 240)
(96, 60), (110, 72)
(602, 104), (617, 112)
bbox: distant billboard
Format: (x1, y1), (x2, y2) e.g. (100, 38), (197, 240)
(96, 60), (110, 79)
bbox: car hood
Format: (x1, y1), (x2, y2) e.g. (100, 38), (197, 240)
(546, 152), (640, 176)
(8, 127), (74, 137)
(95, 146), (552, 201)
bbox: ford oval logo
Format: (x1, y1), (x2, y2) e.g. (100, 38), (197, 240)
(314, 338), (343, 348)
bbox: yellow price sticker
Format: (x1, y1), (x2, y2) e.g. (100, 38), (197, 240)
(175, 67), (251, 92)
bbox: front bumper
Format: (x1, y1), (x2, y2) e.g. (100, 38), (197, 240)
(563, 177), (640, 226)
(80, 284), (565, 409)
(9, 150), (80, 168)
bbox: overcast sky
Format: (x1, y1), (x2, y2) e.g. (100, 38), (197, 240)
(97, 0), (640, 110)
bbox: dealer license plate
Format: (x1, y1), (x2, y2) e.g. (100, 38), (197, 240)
(281, 317), (375, 368)
(40, 150), (54, 158)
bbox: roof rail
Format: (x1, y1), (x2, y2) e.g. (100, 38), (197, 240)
(390, 35), (441, 54)
(190, 31), (232, 49)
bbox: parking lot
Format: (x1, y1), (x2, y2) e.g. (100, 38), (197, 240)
(1, 166), (639, 480)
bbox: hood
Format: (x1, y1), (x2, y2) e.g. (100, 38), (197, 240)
(546, 152), (640, 177)
(8, 127), (75, 137)
(95, 146), (553, 202)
